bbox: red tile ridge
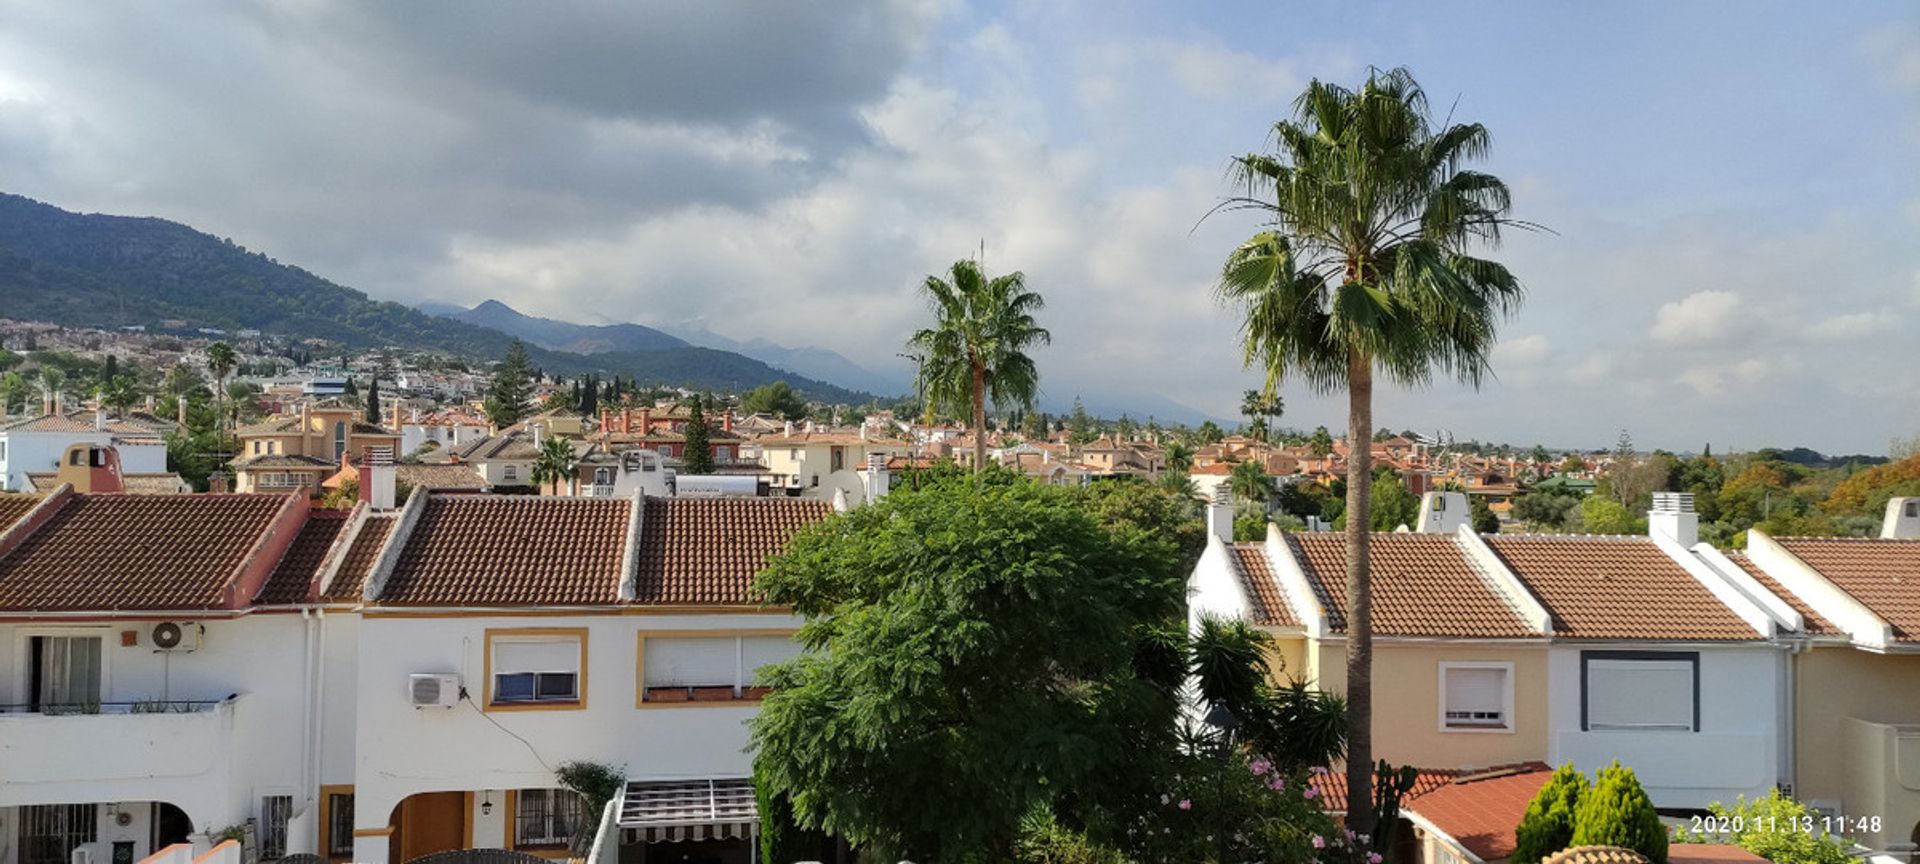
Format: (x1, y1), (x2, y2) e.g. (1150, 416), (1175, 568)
(226, 493), (312, 609)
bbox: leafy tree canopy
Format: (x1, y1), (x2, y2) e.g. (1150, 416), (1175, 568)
(740, 380), (809, 421)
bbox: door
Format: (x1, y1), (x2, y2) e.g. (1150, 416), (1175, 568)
(395, 792), (466, 862)
(30, 635), (103, 711)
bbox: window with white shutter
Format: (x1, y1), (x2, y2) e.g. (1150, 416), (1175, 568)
(487, 630), (585, 709)
(639, 632), (799, 704)
(1583, 653), (1697, 732)
(1439, 662), (1513, 731)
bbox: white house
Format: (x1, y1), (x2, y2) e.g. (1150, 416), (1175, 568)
(0, 411), (172, 492)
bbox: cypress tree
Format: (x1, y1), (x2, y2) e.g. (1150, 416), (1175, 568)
(1513, 763), (1589, 864)
(1570, 761), (1667, 864)
(365, 376), (382, 425)
(680, 395), (714, 474)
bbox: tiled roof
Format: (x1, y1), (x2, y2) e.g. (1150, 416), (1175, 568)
(1403, 763), (1556, 861)
(1724, 552), (1838, 636)
(1229, 543), (1298, 627)
(0, 496), (40, 530)
(1486, 536), (1760, 641)
(1287, 534), (1536, 638)
(257, 510), (351, 604)
(0, 411), (162, 436)
(1308, 766), (1463, 815)
(322, 515), (394, 602)
(632, 497), (832, 604)
(749, 431), (910, 447)
(0, 494), (291, 611)
(233, 454), (337, 469)
(378, 496), (631, 606)
(1773, 538), (1920, 643)
(24, 473), (191, 494)
(396, 464), (489, 490)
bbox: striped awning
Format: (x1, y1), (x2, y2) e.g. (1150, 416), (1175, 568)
(616, 778), (757, 843)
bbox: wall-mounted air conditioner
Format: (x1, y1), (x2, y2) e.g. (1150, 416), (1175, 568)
(151, 622), (204, 653)
(409, 673), (460, 708)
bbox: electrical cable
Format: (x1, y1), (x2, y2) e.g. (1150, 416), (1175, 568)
(459, 685), (554, 774)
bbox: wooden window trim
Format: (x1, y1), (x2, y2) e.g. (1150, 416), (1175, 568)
(317, 784), (355, 863)
(484, 627), (589, 712)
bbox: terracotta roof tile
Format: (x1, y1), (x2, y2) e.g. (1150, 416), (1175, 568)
(1486, 536), (1759, 641)
(1309, 766), (1464, 815)
(24, 473), (192, 494)
(379, 496), (630, 606)
(1773, 538), (1920, 642)
(0, 496), (40, 531)
(322, 515), (393, 602)
(256, 509), (351, 605)
(1403, 764), (1556, 861)
(632, 497), (832, 605)
(1724, 552), (1838, 636)
(0, 494), (291, 611)
(1230, 543), (1298, 627)
(1288, 534), (1536, 638)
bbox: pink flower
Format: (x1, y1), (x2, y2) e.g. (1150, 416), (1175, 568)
(1268, 777), (1286, 791)
(1178, 799), (1191, 810)
(1368, 853), (1384, 864)
(1303, 787), (1319, 800)
(1312, 836), (1326, 849)
(1249, 758), (1272, 776)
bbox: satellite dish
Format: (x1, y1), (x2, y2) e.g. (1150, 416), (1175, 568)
(152, 622), (183, 649)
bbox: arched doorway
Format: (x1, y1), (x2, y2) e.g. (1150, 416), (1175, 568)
(151, 804), (192, 855)
(388, 794), (469, 863)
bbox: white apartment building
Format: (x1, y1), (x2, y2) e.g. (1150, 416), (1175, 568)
(0, 412), (171, 492)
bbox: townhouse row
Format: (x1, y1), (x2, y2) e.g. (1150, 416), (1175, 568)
(0, 453), (830, 864)
(1189, 491), (1920, 856)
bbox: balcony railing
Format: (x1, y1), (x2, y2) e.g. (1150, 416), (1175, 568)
(0, 699), (224, 715)
(584, 484), (617, 498)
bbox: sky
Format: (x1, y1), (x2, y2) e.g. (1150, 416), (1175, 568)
(0, 1), (1915, 454)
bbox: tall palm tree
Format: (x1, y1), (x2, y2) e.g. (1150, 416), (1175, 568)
(531, 435), (578, 496)
(206, 342), (235, 435)
(1228, 459), (1271, 504)
(1211, 67), (1529, 831)
(906, 258), (1050, 472)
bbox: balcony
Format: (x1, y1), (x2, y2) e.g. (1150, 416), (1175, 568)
(584, 484), (617, 498)
(0, 696), (241, 810)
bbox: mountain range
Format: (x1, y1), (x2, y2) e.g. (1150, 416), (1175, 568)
(0, 193), (875, 404)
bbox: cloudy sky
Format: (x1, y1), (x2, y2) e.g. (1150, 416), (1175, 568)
(1, 1), (1915, 453)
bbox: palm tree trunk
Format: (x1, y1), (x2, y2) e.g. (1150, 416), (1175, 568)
(1343, 348), (1375, 834)
(971, 362), (987, 472)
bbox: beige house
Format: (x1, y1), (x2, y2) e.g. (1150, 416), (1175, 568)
(231, 404), (400, 493)
(751, 427), (909, 502)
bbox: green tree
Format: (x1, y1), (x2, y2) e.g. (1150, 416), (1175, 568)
(906, 258), (1051, 473)
(1165, 441), (1195, 473)
(1576, 495), (1638, 535)
(1512, 763), (1589, 864)
(1241, 389), (1284, 440)
(0, 371), (28, 415)
(531, 435), (577, 496)
(741, 380), (809, 420)
(1366, 471), (1420, 532)
(1570, 761), (1667, 864)
(1309, 426), (1334, 457)
(100, 373), (143, 417)
(205, 341), (235, 424)
(1513, 493), (1579, 528)
(1068, 396), (1097, 445)
(1213, 67), (1531, 821)
(1469, 495), (1501, 534)
(365, 375), (382, 425)
(679, 395), (714, 474)
(749, 472), (1185, 861)
(1230, 459), (1272, 503)
(1677, 790), (1850, 864)
(1560, 454), (1587, 475)
(484, 339), (534, 428)
(1195, 420), (1225, 445)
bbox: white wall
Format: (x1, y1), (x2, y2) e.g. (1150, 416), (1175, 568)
(1547, 644), (1782, 808)
(350, 612), (801, 864)
(1186, 537), (1252, 633)
(0, 431), (168, 491)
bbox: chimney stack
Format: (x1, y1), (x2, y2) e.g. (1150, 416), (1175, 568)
(1882, 497), (1920, 540)
(359, 447), (397, 510)
(94, 410), (107, 432)
(177, 397), (188, 426)
(532, 424), (543, 447)
(207, 471), (228, 495)
(1648, 492), (1699, 547)
(600, 408), (611, 435)
(639, 408), (652, 434)
(1206, 486), (1234, 544)
(784, 420), (794, 436)
(722, 412), (732, 433)
(1414, 491), (1470, 533)
(864, 452), (890, 503)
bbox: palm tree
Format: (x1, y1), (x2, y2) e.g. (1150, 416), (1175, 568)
(531, 435), (578, 496)
(1164, 441), (1195, 474)
(1211, 67), (1529, 831)
(1228, 459), (1271, 504)
(206, 342), (235, 434)
(1240, 389), (1283, 440)
(906, 258), (1050, 472)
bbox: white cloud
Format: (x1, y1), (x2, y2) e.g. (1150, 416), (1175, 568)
(1649, 290), (1741, 343)
(1162, 41), (1301, 101)
(1807, 310), (1901, 341)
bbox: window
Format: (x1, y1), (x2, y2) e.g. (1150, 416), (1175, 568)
(333, 421), (347, 460)
(260, 795), (293, 860)
(1439, 662), (1512, 732)
(638, 631), (800, 705)
(20, 804), (96, 864)
(514, 789), (587, 848)
(594, 467), (612, 485)
(830, 446), (845, 472)
(503, 464), (519, 482)
(30, 635), (102, 711)
(486, 629), (586, 710)
(322, 790), (355, 859)
(1583, 651), (1698, 732)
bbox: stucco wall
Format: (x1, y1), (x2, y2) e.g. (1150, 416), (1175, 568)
(1304, 640), (1550, 770)
(1793, 648), (1920, 818)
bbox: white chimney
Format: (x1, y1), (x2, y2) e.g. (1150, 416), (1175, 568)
(1648, 492), (1699, 547)
(864, 452), (890, 503)
(360, 447), (397, 511)
(784, 420), (795, 436)
(1206, 486), (1234, 544)
(532, 424), (543, 447)
(93, 410), (106, 431)
(1415, 491), (1469, 533)
(1882, 497), (1920, 540)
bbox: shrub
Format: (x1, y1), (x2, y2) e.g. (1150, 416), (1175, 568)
(1570, 761), (1667, 864)
(1512, 763), (1588, 864)
(1678, 790), (1851, 864)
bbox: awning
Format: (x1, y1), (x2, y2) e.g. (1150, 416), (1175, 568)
(616, 778), (758, 844)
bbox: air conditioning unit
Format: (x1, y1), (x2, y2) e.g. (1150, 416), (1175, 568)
(409, 673), (460, 709)
(151, 622), (204, 653)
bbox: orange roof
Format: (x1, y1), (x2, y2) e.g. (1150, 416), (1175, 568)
(1230, 544), (1298, 628)
(0, 494), (293, 611)
(0, 496), (39, 531)
(1666, 845), (1769, 864)
(256, 509), (351, 605)
(1309, 766), (1464, 815)
(1772, 537), (1920, 643)
(1724, 552), (1838, 636)
(1487, 536), (1761, 641)
(379, 497), (631, 606)
(1403, 763), (1555, 861)
(631, 497), (832, 605)
(1288, 534), (1536, 638)
(321, 515), (394, 602)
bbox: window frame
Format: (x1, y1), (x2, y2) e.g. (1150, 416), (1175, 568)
(1436, 660), (1516, 734)
(484, 628), (588, 712)
(635, 629), (798, 708)
(18, 804), (96, 864)
(316, 785), (356, 862)
(259, 794), (294, 860)
(511, 788), (587, 850)
(1580, 650), (1700, 733)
